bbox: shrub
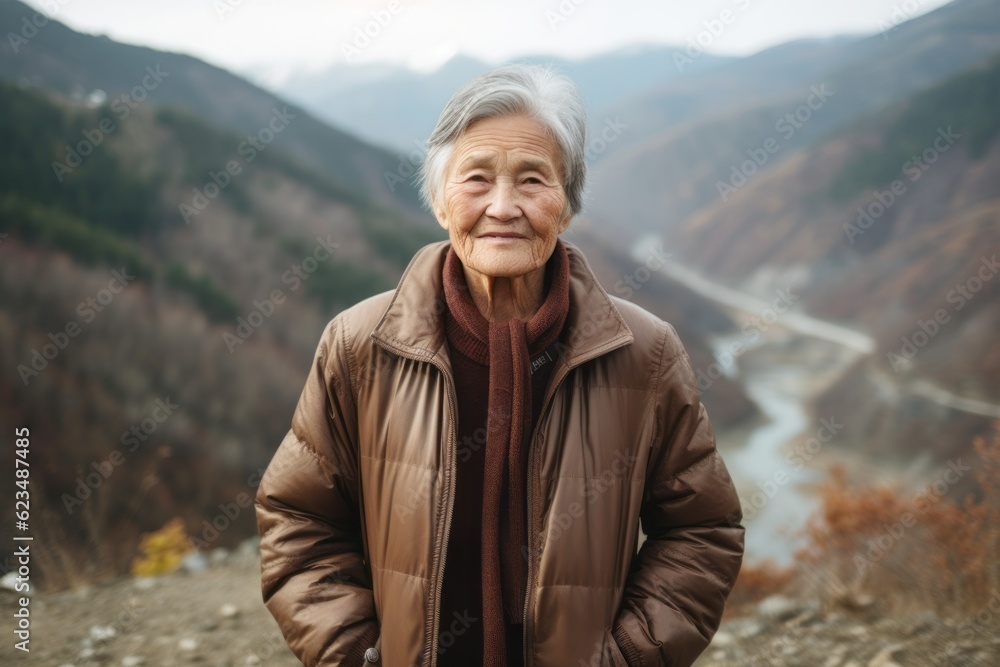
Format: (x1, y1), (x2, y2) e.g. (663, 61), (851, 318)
(792, 421), (1000, 615)
(130, 517), (194, 577)
(726, 559), (796, 615)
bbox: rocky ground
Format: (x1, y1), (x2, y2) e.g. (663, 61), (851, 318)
(0, 539), (301, 667)
(696, 595), (1000, 667)
(2, 539), (998, 666)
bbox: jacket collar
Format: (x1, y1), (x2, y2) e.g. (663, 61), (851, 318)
(369, 239), (634, 377)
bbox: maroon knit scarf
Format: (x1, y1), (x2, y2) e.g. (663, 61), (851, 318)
(441, 238), (570, 666)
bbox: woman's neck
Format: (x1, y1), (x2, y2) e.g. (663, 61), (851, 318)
(462, 263), (547, 323)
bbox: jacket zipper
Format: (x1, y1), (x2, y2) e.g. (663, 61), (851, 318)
(430, 367), (457, 667)
(521, 340), (633, 667)
(521, 366), (565, 667)
(370, 339), (458, 667)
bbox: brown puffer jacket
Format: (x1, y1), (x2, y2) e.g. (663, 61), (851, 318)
(256, 239), (745, 667)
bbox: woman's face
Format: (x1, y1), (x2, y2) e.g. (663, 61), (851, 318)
(434, 114), (571, 280)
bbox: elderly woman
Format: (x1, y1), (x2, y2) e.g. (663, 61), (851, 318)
(256, 64), (744, 667)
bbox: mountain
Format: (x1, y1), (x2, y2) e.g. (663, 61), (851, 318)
(665, 53), (1000, 467)
(671, 55), (1000, 362)
(274, 46), (734, 153)
(0, 74), (445, 578)
(585, 0), (1000, 243)
(277, 54), (491, 152)
(0, 0), (428, 219)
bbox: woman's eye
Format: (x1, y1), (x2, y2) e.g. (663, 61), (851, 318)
(523, 177), (542, 185)
(468, 174), (487, 182)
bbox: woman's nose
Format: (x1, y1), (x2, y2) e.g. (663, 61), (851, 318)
(484, 180), (522, 221)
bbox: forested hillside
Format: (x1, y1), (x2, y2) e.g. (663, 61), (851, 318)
(0, 79), (442, 582)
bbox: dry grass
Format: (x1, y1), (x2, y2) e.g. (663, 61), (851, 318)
(729, 421), (1000, 616)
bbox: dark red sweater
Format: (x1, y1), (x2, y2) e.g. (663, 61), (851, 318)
(437, 310), (560, 666)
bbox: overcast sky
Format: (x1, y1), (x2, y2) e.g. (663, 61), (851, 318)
(21, 0), (953, 87)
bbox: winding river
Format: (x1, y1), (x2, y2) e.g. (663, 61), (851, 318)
(711, 333), (856, 565)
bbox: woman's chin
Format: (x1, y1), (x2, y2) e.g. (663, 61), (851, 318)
(467, 251), (539, 279)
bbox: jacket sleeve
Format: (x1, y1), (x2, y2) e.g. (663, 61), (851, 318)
(612, 322), (745, 667)
(255, 315), (379, 666)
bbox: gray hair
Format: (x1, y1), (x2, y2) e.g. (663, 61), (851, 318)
(417, 63), (588, 217)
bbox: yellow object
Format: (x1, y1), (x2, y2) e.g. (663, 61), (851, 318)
(130, 517), (194, 576)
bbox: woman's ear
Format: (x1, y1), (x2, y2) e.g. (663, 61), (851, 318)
(433, 199), (448, 231)
(559, 212), (573, 233)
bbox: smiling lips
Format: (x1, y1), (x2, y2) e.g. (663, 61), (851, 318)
(481, 232), (525, 239)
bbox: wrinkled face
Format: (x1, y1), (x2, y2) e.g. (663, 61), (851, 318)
(433, 114), (570, 279)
